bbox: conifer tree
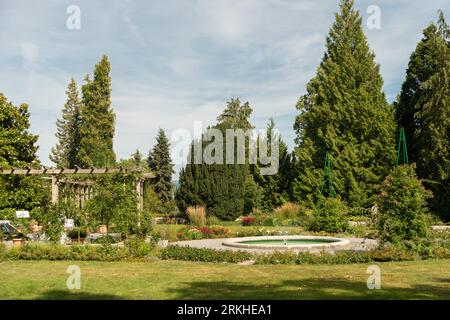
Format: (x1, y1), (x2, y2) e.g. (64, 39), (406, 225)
(148, 129), (174, 211)
(78, 55), (116, 167)
(396, 11), (450, 219)
(292, 0), (396, 207)
(396, 11), (450, 164)
(175, 99), (253, 220)
(255, 118), (293, 210)
(50, 78), (81, 168)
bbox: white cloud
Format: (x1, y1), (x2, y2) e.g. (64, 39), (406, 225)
(20, 42), (39, 68)
(1, 0), (449, 169)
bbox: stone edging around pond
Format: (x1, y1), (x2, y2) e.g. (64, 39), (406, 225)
(222, 235), (350, 251)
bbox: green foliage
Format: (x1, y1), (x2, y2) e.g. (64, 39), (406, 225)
(396, 12), (450, 220)
(175, 225), (231, 240)
(86, 173), (139, 235)
(292, 0), (396, 208)
(308, 197), (349, 233)
(160, 245), (253, 263)
(119, 149), (148, 170)
(124, 236), (155, 258)
(175, 98), (253, 220)
(252, 119), (294, 211)
(255, 250), (373, 265)
(148, 129), (175, 213)
(206, 215), (221, 226)
(243, 175), (263, 214)
(0, 93), (48, 210)
(40, 204), (65, 243)
(376, 165), (431, 244)
(372, 239), (450, 262)
(50, 78), (82, 168)
(2, 243), (150, 261)
(78, 55), (116, 167)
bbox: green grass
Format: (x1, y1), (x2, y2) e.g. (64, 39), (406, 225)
(1, 259), (449, 299)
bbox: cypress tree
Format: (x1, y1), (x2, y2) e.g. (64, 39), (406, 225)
(78, 55), (116, 167)
(148, 129), (175, 211)
(175, 98), (253, 220)
(50, 78), (81, 168)
(292, 0), (396, 207)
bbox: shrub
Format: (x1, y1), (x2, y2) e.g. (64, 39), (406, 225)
(91, 234), (120, 244)
(155, 225), (179, 242)
(186, 206), (206, 227)
(376, 165), (431, 244)
(124, 237), (154, 257)
(273, 203), (301, 220)
(177, 226), (204, 240)
(210, 226), (230, 237)
(176, 226), (230, 240)
(254, 214), (275, 226)
(207, 215), (221, 226)
(308, 197), (349, 233)
(241, 216), (256, 226)
(255, 250), (373, 265)
(2, 243), (155, 262)
(160, 245), (252, 263)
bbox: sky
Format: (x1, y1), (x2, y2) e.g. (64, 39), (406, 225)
(0, 0), (449, 176)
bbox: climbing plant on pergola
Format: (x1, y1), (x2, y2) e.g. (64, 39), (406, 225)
(0, 167), (154, 211)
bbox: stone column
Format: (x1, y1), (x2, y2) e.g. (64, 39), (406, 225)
(51, 174), (59, 205)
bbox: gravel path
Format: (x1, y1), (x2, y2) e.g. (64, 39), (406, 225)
(172, 236), (378, 254)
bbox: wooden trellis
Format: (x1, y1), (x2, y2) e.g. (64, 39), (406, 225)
(0, 167), (154, 211)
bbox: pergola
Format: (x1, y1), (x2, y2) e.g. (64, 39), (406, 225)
(0, 167), (154, 211)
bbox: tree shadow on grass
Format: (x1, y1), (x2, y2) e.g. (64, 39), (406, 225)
(166, 278), (450, 300)
(37, 290), (124, 300)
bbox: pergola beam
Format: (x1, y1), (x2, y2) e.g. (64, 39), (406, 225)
(0, 167), (154, 176)
(1, 167), (154, 209)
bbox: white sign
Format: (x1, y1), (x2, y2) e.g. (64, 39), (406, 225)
(64, 219), (75, 228)
(16, 211), (30, 218)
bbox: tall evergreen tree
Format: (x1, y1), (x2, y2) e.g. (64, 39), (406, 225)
(78, 55), (116, 167)
(50, 78), (81, 168)
(148, 129), (174, 210)
(0, 93), (46, 210)
(176, 98), (253, 220)
(396, 11), (450, 164)
(292, 0), (396, 207)
(254, 118), (293, 211)
(396, 11), (450, 219)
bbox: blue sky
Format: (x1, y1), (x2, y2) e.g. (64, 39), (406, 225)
(1, 0), (449, 174)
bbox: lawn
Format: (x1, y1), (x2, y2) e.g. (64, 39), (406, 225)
(0, 259), (449, 299)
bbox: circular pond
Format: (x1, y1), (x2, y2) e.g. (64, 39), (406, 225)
(222, 235), (350, 251)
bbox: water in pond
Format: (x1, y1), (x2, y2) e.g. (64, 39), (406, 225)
(237, 239), (338, 246)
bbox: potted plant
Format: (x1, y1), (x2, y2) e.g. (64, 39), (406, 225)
(67, 227), (87, 244)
